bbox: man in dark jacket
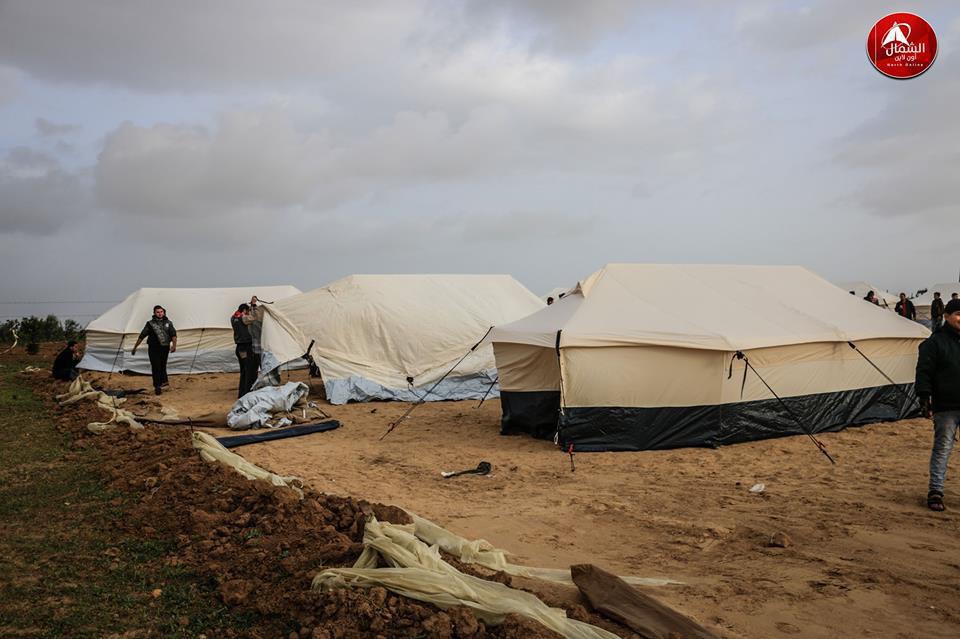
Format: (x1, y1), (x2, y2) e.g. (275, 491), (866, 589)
(131, 305), (177, 395)
(52, 340), (81, 381)
(916, 298), (960, 511)
(931, 292), (945, 330)
(231, 303), (257, 398)
(242, 296), (265, 378)
(895, 293), (916, 320)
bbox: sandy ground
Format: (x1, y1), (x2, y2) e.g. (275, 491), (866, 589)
(85, 368), (960, 639)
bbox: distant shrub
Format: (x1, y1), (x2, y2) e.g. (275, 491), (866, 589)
(0, 316), (86, 345)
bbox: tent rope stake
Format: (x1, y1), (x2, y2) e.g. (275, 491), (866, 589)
(475, 375), (499, 409)
(107, 334), (125, 380)
(380, 326), (494, 441)
(733, 351), (836, 465)
(846, 341), (920, 411)
(188, 327), (205, 375)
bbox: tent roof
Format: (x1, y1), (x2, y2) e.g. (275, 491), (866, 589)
(489, 264), (929, 351)
(260, 274), (544, 378)
(914, 283), (960, 308)
(87, 286), (302, 333)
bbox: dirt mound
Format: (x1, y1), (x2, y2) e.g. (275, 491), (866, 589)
(39, 375), (571, 639)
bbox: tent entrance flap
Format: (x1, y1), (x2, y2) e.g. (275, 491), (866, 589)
(499, 391), (560, 439)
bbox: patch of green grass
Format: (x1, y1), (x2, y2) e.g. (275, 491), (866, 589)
(0, 363), (256, 638)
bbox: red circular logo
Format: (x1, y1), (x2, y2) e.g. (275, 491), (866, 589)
(867, 13), (937, 79)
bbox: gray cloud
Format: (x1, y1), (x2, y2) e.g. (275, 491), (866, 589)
(35, 117), (80, 137)
(0, 147), (90, 235)
(0, 1), (427, 91)
(461, 0), (645, 52)
(836, 48), (960, 218)
(0, 65), (17, 106)
(95, 111), (328, 222)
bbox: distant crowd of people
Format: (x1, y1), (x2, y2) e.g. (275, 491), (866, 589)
(856, 289), (958, 330)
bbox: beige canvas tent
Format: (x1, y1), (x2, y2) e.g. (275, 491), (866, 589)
(79, 286), (302, 374)
(488, 264), (929, 450)
(914, 283), (960, 321)
(835, 281), (899, 309)
(258, 274), (544, 404)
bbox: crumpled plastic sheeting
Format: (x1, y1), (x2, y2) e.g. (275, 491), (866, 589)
(314, 518), (621, 639)
(191, 431), (304, 497)
(226, 381), (310, 430)
(56, 375), (145, 433)
(408, 513), (680, 588)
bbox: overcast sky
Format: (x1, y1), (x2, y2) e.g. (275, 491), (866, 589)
(0, 1), (958, 323)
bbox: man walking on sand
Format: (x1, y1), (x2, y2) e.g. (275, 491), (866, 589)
(131, 305), (177, 395)
(917, 299), (960, 511)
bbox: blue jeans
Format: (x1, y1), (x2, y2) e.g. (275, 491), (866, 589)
(929, 411), (960, 493)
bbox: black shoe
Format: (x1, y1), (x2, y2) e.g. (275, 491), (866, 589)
(155, 387), (162, 396)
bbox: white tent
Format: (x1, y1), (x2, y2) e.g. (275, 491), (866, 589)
(488, 264), (929, 450)
(79, 286), (302, 374)
(914, 283), (960, 320)
(258, 274), (544, 404)
(835, 281), (899, 309)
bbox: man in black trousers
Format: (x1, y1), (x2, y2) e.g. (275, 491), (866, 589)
(131, 305), (177, 395)
(917, 299), (960, 511)
(231, 303), (257, 398)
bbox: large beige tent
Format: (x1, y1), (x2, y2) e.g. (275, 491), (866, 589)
(488, 264), (929, 451)
(79, 286), (301, 375)
(914, 283), (960, 321)
(835, 281), (899, 309)
(258, 274), (545, 404)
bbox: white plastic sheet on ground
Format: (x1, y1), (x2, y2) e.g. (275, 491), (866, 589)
(191, 427), (680, 638)
(191, 430), (304, 497)
(314, 517), (623, 639)
(409, 513), (678, 588)
(56, 375), (145, 432)
(226, 381), (309, 430)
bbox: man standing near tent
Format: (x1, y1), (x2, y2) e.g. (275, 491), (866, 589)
(895, 293), (916, 320)
(131, 305), (177, 395)
(231, 303), (256, 398)
(242, 296), (265, 377)
(917, 299), (960, 511)
(931, 292), (945, 330)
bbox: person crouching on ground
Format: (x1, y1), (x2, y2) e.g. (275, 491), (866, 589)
(231, 303), (257, 398)
(52, 340), (82, 381)
(131, 305), (177, 395)
(917, 299), (960, 511)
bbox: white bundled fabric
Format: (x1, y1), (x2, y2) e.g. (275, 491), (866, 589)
(226, 381), (310, 430)
(409, 513), (678, 588)
(191, 431), (304, 497)
(56, 375), (145, 432)
(313, 517), (622, 639)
